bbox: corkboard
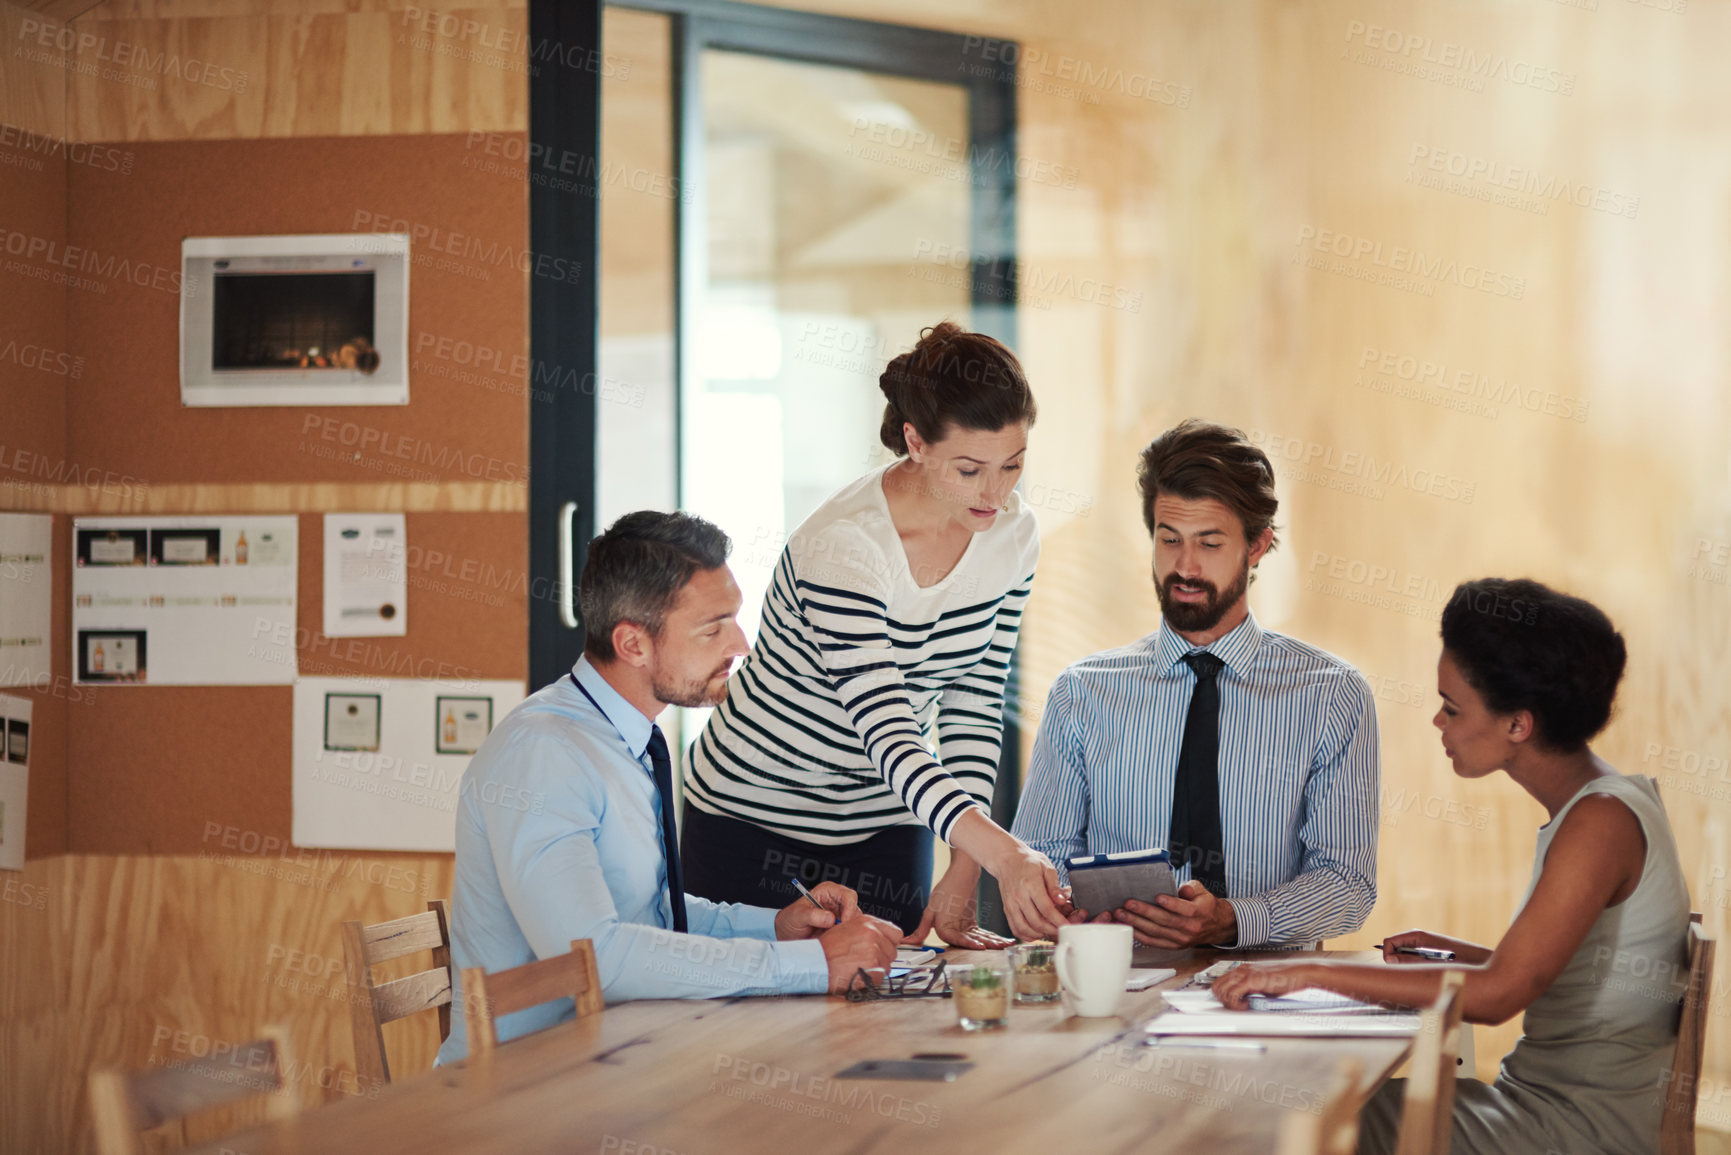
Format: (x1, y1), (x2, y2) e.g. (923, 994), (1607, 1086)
(65, 132), (530, 486)
(46, 131), (534, 854)
(68, 510), (526, 855)
(0, 131), (71, 502)
(0, 131), (70, 860)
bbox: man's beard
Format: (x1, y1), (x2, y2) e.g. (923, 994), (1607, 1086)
(1156, 562), (1249, 633)
(652, 661), (734, 709)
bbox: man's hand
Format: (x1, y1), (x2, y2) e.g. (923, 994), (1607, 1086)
(819, 914), (901, 994)
(774, 881), (861, 941)
(1210, 962), (1314, 1010)
(1111, 881), (1237, 948)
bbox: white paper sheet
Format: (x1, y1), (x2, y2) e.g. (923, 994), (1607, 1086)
(322, 513), (407, 637)
(0, 693), (32, 870)
(0, 514), (52, 688)
(1161, 986), (1394, 1015)
(72, 516), (298, 685)
(292, 675), (527, 852)
(1146, 1002), (1422, 1038)
(1159, 989), (1232, 1014)
(1126, 967), (1178, 991)
(1246, 987), (1394, 1014)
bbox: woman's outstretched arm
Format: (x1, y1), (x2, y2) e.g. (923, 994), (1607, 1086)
(1213, 793), (1646, 1026)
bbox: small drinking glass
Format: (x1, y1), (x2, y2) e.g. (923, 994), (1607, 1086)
(949, 961), (1012, 1030)
(1008, 943), (1060, 1004)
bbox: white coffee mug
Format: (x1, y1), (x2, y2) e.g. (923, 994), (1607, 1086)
(1054, 923), (1133, 1017)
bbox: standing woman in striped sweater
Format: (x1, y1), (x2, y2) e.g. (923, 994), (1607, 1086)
(680, 322), (1069, 945)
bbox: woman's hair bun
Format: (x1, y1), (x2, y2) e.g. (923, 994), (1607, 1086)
(876, 321), (1035, 456)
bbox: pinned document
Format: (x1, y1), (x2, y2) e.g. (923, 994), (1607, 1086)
(322, 514), (406, 637)
(0, 693), (31, 870)
(0, 515), (51, 688)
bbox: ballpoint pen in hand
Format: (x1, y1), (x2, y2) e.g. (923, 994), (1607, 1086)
(791, 878), (837, 925)
(1384, 943), (1457, 961)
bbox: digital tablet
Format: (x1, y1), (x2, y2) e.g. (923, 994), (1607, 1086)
(1065, 849), (1179, 917)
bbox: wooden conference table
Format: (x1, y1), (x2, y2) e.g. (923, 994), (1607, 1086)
(190, 947), (1410, 1155)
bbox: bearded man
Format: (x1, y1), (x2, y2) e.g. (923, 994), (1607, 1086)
(1012, 420), (1380, 949)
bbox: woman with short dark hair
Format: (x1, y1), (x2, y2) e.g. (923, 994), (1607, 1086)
(681, 321), (1070, 944)
(1213, 578), (1690, 1154)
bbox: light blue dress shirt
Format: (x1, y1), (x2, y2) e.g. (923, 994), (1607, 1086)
(435, 657), (828, 1064)
(1011, 613), (1379, 948)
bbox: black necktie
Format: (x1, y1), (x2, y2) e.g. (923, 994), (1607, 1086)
(1168, 651), (1227, 897)
(645, 725), (689, 933)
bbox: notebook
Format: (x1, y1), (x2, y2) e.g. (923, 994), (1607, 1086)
(1149, 986), (1421, 1036)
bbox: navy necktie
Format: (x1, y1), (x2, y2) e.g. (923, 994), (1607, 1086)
(645, 725), (688, 933)
(1168, 651), (1227, 897)
(569, 673), (688, 933)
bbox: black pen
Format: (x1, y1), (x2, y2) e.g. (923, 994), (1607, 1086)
(1387, 944), (1456, 961)
(792, 879), (836, 924)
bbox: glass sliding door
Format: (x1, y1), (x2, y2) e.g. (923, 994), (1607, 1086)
(585, 0), (1019, 930)
(688, 51), (973, 637)
(596, 7), (679, 530)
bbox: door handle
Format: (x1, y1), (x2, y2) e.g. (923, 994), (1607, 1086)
(557, 500), (580, 628)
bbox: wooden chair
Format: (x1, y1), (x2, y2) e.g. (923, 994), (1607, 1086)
(462, 939), (604, 1054)
(1394, 969), (1467, 1155)
(1276, 1057), (1364, 1155)
(88, 1026), (296, 1155)
(341, 899), (453, 1086)
(1660, 914), (1716, 1155)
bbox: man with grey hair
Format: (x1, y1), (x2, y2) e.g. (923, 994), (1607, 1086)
(437, 511), (899, 1063)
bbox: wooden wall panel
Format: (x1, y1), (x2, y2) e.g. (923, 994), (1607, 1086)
(64, 132), (528, 487)
(0, 852), (454, 1155)
(1072, 0), (1721, 1089)
(63, 9), (527, 141)
(66, 0), (515, 18)
(0, 1), (70, 139)
(0, 480), (529, 516)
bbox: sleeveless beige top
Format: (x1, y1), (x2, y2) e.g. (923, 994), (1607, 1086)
(1493, 773), (1691, 1153)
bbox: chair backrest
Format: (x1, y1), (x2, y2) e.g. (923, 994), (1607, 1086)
(1394, 969), (1466, 1155)
(1276, 1057), (1364, 1155)
(462, 939), (603, 1055)
(1660, 914), (1715, 1155)
(341, 899), (453, 1086)
(88, 1026), (296, 1155)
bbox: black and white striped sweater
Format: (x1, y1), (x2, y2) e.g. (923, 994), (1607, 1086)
(687, 466), (1039, 846)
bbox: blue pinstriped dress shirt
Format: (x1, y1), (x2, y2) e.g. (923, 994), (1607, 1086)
(1012, 613), (1380, 948)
